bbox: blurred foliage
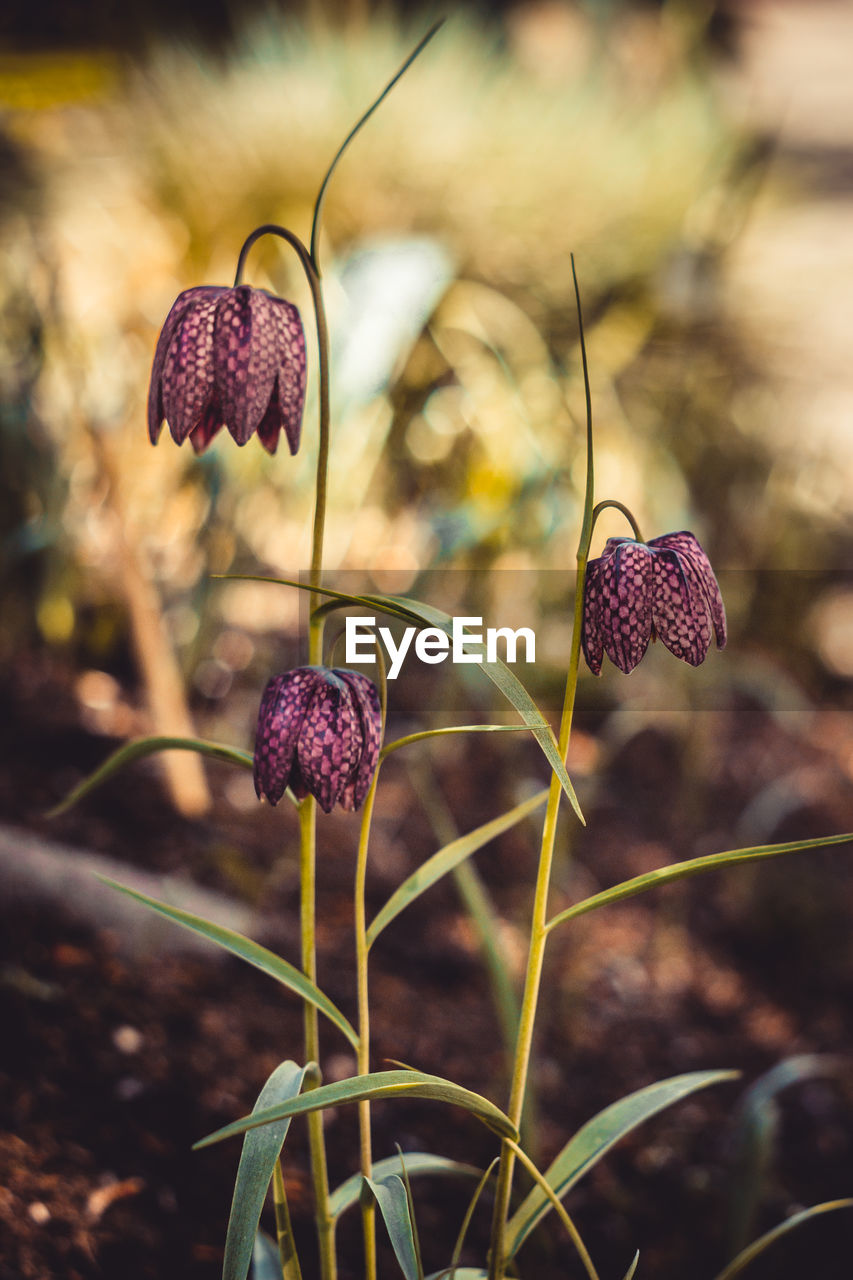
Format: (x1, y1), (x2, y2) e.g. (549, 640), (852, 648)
(0, 1), (850, 739)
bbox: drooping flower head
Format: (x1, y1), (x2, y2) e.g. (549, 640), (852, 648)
(253, 667), (382, 813)
(148, 284), (307, 454)
(582, 531), (726, 675)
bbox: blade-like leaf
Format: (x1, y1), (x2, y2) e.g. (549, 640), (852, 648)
(330, 1154), (480, 1219)
(622, 1250), (640, 1280)
(546, 832), (853, 934)
(505, 1070), (738, 1259)
(100, 878), (358, 1050)
(728, 1054), (849, 1255)
(712, 1199), (853, 1280)
(365, 1174), (421, 1280)
(224, 1061), (310, 1280)
(48, 735), (252, 816)
(222, 576), (583, 822)
(195, 1070), (517, 1149)
(447, 1159), (499, 1278)
(251, 1231), (284, 1280)
(367, 789), (548, 948)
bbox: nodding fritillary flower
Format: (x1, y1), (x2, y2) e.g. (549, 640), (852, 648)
(147, 285), (306, 454)
(253, 667), (382, 813)
(582, 531), (726, 675)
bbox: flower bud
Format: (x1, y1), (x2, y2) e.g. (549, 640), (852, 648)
(147, 284), (306, 454)
(582, 531), (726, 675)
(253, 667), (382, 813)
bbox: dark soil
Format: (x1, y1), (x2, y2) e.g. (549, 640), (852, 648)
(3, 650), (853, 1280)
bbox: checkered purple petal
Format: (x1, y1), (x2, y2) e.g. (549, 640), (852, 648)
(649, 546), (712, 666)
(212, 287), (282, 446)
(599, 541), (654, 673)
(253, 669), (320, 806)
(296, 672), (363, 814)
(649, 531), (726, 649)
(149, 287), (226, 445)
(581, 556), (606, 676)
(335, 670), (382, 810)
(160, 290), (226, 444)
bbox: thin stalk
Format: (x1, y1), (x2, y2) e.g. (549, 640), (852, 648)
(309, 20), (445, 270)
(590, 499), (643, 543)
(488, 257), (595, 1279)
(273, 1159), (304, 1280)
(354, 766), (382, 1280)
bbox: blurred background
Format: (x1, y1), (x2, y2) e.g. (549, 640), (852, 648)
(2, 2), (853, 1278)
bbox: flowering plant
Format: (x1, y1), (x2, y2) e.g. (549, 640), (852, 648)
(54, 21), (853, 1280)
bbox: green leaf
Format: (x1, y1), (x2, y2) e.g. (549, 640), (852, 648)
(505, 1070), (738, 1259)
(223, 576), (583, 823)
(251, 1231), (284, 1280)
(712, 1199), (853, 1280)
(224, 1061), (310, 1280)
(364, 1174), (421, 1280)
(621, 1251), (640, 1280)
(546, 832), (853, 934)
(194, 1070), (518, 1149)
(728, 1054), (849, 1255)
(367, 789), (548, 949)
(100, 878), (358, 1050)
(329, 1154), (479, 1220)
(447, 1159), (499, 1279)
(47, 735), (253, 817)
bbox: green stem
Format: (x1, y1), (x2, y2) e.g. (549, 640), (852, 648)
(488, 256), (595, 1280)
(354, 766), (382, 1280)
(309, 20), (445, 270)
(590, 499), (643, 543)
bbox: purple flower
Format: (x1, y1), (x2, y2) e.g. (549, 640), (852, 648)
(582, 531), (726, 675)
(253, 667), (382, 813)
(147, 284), (307, 454)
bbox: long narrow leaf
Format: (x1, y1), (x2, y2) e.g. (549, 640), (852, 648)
(367, 789), (548, 949)
(330, 1154), (479, 1219)
(100, 878), (358, 1050)
(712, 1199), (853, 1280)
(505, 1070), (738, 1259)
(365, 1175), (421, 1280)
(48, 735), (253, 816)
(224, 1061), (311, 1280)
(621, 1251), (640, 1280)
(546, 833), (853, 934)
(194, 1070), (518, 1149)
(223, 576), (583, 822)
(447, 1159), (499, 1278)
(252, 1232), (285, 1280)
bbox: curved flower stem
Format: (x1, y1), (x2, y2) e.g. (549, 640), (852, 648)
(354, 764), (382, 1280)
(235, 221), (335, 1278)
(309, 20), (445, 272)
(488, 257), (594, 1279)
(590, 499), (644, 544)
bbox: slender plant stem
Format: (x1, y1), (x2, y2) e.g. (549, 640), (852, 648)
(590, 498), (644, 543)
(354, 766), (382, 1280)
(273, 1159), (304, 1280)
(488, 257), (595, 1280)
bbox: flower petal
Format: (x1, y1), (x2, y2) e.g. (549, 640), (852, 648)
(649, 546), (712, 665)
(600, 541), (653, 673)
(148, 286), (222, 444)
(213, 287), (282, 445)
(649, 531), (726, 649)
(253, 669), (320, 806)
(335, 670), (382, 810)
(188, 398), (225, 454)
(296, 673), (362, 814)
(161, 289), (226, 444)
(272, 298), (307, 456)
(581, 557), (606, 676)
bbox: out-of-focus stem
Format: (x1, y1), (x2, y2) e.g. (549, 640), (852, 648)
(354, 768), (381, 1280)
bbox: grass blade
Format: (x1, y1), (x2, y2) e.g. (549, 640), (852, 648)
(366, 789), (548, 949)
(505, 1070), (738, 1259)
(329, 1154), (479, 1220)
(712, 1199), (853, 1280)
(194, 1070), (518, 1149)
(252, 1231), (285, 1280)
(621, 1250), (640, 1280)
(100, 878), (358, 1050)
(364, 1174), (421, 1280)
(546, 833), (853, 934)
(224, 1061), (311, 1280)
(48, 735), (252, 816)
